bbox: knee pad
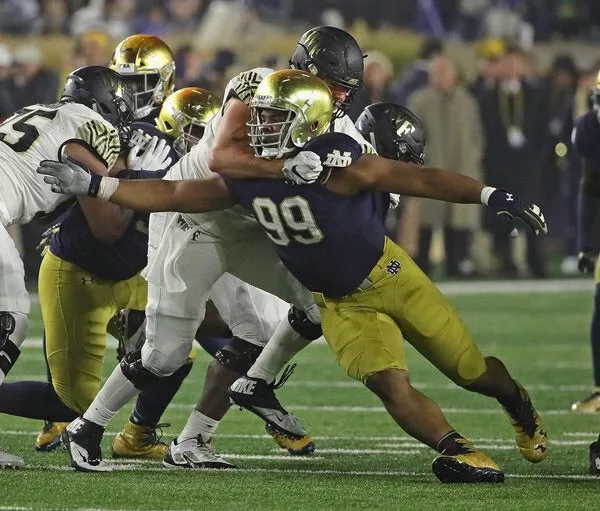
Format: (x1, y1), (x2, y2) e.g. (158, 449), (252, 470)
(288, 305), (322, 341)
(120, 350), (165, 391)
(455, 346), (487, 386)
(0, 311), (27, 380)
(214, 336), (263, 374)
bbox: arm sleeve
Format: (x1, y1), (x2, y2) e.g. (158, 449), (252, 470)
(73, 119), (121, 169)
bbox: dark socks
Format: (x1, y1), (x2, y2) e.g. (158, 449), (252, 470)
(195, 336), (230, 357)
(0, 381), (78, 421)
(436, 431), (470, 455)
(591, 285), (600, 386)
(130, 362), (193, 427)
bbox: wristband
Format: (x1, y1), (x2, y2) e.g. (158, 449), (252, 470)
(480, 186), (497, 206)
(88, 174), (102, 198)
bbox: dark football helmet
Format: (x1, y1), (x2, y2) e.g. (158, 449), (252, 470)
(355, 102), (426, 165)
(61, 65), (135, 143)
(289, 26), (364, 117)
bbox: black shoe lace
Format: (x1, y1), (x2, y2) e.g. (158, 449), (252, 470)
(142, 422), (170, 446)
(272, 363), (296, 390)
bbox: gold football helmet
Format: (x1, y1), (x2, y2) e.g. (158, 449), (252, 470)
(109, 34), (175, 120)
(248, 69), (333, 159)
(155, 87), (221, 155)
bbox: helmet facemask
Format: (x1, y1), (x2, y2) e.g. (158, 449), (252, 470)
(248, 104), (300, 159)
(170, 114), (207, 156)
(120, 71), (164, 119)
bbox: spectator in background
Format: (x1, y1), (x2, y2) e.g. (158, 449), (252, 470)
(348, 51), (394, 121)
(458, 0), (493, 40)
(0, 0), (40, 34)
(132, 4), (169, 36)
(165, 0), (207, 36)
(262, 54), (287, 70)
(409, 55), (484, 277)
(75, 30), (113, 67)
(190, 49), (237, 95)
(71, 0), (134, 40)
(539, 55), (579, 268)
(471, 38), (505, 100)
(0, 45), (17, 120)
(12, 45), (59, 109)
(478, 46), (547, 278)
(40, 0), (71, 35)
(389, 38), (444, 106)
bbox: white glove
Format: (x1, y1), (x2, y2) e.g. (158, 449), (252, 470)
(282, 151), (323, 184)
(37, 158), (92, 196)
(127, 132), (172, 171)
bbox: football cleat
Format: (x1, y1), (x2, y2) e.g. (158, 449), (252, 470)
(35, 421), (69, 452)
(266, 423), (315, 456)
(0, 451), (24, 469)
(228, 366), (308, 439)
(111, 421), (169, 460)
(589, 435), (600, 475)
(163, 436), (235, 469)
(502, 382), (548, 463)
(571, 390), (600, 413)
(432, 450), (505, 483)
(62, 417), (111, 472)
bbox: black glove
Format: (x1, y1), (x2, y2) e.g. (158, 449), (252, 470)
(486, 188), (548, 236)
(578, 250), (597, 274)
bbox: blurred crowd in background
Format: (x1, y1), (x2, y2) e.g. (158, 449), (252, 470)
(2, 0), (600, 282)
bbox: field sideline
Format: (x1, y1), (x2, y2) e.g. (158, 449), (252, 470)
(1, 280), (598, 510)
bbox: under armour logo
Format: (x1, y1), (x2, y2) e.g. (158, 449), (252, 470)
(324, 150), (353, 168)
(385, 259), (401, 275)
(505, 193), (514, 201)
(81, 276), (95, 286)
(396, 120), (416, 137)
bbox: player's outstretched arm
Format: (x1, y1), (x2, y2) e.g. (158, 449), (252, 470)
(331, 154), (547, 236)
(208, 99), (323, 184)
(577, 162), (600, 272)
(37, 157), (234, 214)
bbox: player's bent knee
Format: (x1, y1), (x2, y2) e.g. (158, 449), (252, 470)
(288, 305), (322, 340)
(453, 346), (487, 387)
(120, 349), (166, 390)
(214, 336), (263, 374)
(365, 368), (411, 402)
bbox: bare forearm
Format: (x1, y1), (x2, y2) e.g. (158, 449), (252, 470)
(100, 177), (234, 213)
(401, 165), (485, 203)
(208, 145), (284, 179)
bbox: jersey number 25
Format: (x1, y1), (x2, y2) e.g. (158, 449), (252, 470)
(252, 196), (324, 246)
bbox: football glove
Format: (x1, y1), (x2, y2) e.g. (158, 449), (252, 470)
(127, 132), (172, 171)
(282, 151), (323, 184)
(578, 250), (597, 274)
(486, 188), (548, 236)
(37, 157), (92, 196)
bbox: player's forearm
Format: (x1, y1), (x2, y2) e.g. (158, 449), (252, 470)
(94, 176), (233, 214)
(208, 144), (284, 179)
(370, 158), (485, 203)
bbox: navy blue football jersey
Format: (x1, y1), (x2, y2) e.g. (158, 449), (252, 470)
(573, 110), (600, 168)
(50, 122), (178, 280)
(227, 133), (386, 297)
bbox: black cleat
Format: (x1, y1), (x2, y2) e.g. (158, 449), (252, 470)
(62, 417), (111, 472)
(589, 436), (600, 475)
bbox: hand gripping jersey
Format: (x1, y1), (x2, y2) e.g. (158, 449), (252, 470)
(227, 133), (386, 298)
(49, 122), (178, 281)
(0, 102), (120, 226)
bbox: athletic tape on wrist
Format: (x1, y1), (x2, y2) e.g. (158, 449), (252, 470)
(97, 176), (120, 200)
(480, 186), (497, 206)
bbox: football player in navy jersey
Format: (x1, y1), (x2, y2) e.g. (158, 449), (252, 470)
(40, 70), (549, 482)
(0, 87), (218, 461)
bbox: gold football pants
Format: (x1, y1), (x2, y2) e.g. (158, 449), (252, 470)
(315, 237), (486, 385)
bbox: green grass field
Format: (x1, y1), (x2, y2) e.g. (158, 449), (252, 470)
(1, 281), (599, 510)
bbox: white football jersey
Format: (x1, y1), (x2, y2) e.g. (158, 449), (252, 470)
(0, 102), (120, 226)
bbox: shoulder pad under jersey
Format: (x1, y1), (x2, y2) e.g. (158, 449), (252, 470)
(573, 110), (600, 164)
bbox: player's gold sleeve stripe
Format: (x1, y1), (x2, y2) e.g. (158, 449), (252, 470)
(75, 120), (120, 168)
(360, 141), (376, 155)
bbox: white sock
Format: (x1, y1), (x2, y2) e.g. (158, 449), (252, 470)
(177, 409), (220, 443)
(83, 365), (139, 426)
(246, 317), (313, 383)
